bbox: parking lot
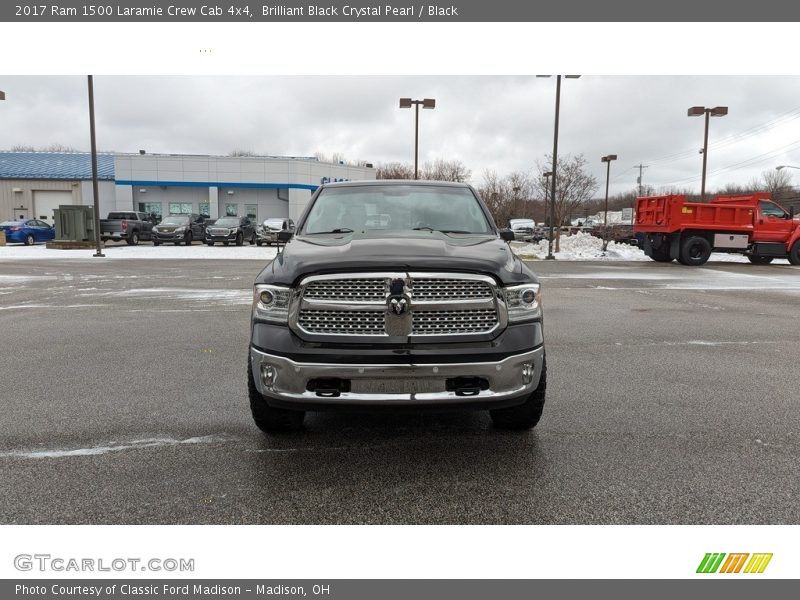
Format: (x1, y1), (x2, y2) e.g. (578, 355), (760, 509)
(1, 257), (799, 524)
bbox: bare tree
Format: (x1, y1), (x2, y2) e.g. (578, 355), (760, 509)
(376, 162), (415, 180)
(761, 168), (793, 198)
(534, 154), (598, 251)
(229, 149), (259, 157)
(11, 143), (79, 152)
(477, 170), (539, 227)
(421, 158), (471, 182)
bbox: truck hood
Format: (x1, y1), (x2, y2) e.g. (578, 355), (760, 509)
(257, 233), (537, 286)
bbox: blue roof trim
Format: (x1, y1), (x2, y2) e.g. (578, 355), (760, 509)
(115, 180), (319, 191)
(0, 152), (115, 180)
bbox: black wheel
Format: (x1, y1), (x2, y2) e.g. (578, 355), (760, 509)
(223, 241), (229, 246)
(648, 245), (673, 263)
(207, 241), (214, 246)
(25, 234), (35, 246)
(126, 231), (140, 246)
(153, 241), (161, 246)
(748, 255), (774, 265)
(248, 360), (305, 432)
(256, 240), (263, 246)
(249, 233), (256, 245)
(236, 232), (244, 246)
(184, 232), (192, 246)
(679, 235), (712, 266)
(789, 240), (800, 266)
(490, 356), (547, 430)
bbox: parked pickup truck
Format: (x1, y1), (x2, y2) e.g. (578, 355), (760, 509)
(248, 180), (547, 432)
(635, 192), (800, 266)
(100, 211), (155, 245)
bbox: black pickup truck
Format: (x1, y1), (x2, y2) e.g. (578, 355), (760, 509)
(100, 211), (155, 245)
(247, 180), (547, 432)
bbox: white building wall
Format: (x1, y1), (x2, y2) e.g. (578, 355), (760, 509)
(114, 154), (376, 221)
(79, 180), (116, 217)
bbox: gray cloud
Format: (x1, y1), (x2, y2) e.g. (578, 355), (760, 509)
(1, 75), (799, 196)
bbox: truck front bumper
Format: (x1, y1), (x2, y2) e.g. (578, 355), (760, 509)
(249, 345), (544, 408)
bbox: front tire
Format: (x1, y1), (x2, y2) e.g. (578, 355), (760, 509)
(249, 233), (256, 245)
(153, 241), (161, 246)
(248, 361), (305, 432)
(236, 232), (244, 246)
(679, 235), (712, 266)
(748, 255), (774, 265)
(789, 240), (800, 266)
(207, 241), (214, 246)
(184, 232), (192, 246)
(25, 234), (35, 246)
(490, 356), (547, 430)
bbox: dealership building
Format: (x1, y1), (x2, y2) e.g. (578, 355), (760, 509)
(0, 151), (376, 224)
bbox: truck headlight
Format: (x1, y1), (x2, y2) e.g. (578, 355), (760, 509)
(503, 283), (541, 323)
(253, 284), (291, 324)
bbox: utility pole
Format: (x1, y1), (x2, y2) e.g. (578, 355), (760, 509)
(633, 163), (649, 226)
(634, 163), (649, 196)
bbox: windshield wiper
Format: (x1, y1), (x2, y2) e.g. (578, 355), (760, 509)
(413, 227), (475, 234)
(308, 228), (354, 234)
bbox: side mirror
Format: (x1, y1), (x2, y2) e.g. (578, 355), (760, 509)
(499, 229), (515, 242)
(277, 230), (293, 243)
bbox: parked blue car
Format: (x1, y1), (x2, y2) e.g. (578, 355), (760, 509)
(0, 219), (56, 245)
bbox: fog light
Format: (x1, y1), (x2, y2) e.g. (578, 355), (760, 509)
(522, 362), (534, 385)
(260, 364), (277, 389)
(259, 290), (274, 305)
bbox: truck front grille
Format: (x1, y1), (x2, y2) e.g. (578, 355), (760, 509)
(412, 309), (498, 335)
(304, 278), (386, 301)
(293, 273), (504, 340)
(298, 309), (385, 335)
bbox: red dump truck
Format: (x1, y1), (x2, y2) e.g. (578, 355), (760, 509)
(634, 192), (800, 266)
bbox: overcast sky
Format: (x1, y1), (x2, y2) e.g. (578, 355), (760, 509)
(1, 75), (799, 197)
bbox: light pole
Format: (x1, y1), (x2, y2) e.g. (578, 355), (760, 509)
(542, 171), (552, 226)
(87, 75), (104, 258)
(601, 154), (617, 251)
(538, 75), (580, 259)
(688, 105), (728, 201)
(399, 97), (435, 179)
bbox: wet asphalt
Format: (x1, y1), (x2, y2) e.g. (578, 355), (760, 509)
(1, 257), (799, 524)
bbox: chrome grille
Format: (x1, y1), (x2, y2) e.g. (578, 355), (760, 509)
(304, 278), (385, 301)
(412, 310), (498, 335)
(294, 272), (503, 338)
(298, 310), (385, 335)
(412, 278), (493, 301)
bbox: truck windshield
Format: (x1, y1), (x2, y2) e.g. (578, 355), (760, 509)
(302, 185), (492, 235)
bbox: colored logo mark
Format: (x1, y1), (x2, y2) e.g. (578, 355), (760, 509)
(696, 553), (773, 574)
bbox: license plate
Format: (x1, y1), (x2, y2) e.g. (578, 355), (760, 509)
(350, 378), (445, 394)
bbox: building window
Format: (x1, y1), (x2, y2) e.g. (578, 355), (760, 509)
(245, 204), (258, 220)
(169, 202), (192, 215)
(199, 202), (210, 218)
(138, 202), (163, 221)
(225, 203), (238, 216)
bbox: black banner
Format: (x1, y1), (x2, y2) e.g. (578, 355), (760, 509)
(3, 0), (800, 22)
(4, 580), (800, 600)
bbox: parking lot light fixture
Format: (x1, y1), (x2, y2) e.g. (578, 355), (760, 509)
(601, 155), (617, 251)
(0, 90), (5, 100)
(688, 105), (728, 201)
(399, 97), (436, 180)
(776, 165), (800, 171)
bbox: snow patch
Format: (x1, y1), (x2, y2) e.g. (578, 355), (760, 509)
(0, 435), (229, 459)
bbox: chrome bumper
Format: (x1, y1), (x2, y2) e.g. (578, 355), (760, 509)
(249, 346), (544, 406)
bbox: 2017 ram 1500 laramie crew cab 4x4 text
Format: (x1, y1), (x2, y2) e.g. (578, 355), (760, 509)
(248, 181), (546, 431)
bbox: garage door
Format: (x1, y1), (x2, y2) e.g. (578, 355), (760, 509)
(33, 190), (73, 225)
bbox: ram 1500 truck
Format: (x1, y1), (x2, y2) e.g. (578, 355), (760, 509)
(635, 192), (800, 265)
(247, 180), (547, 432)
